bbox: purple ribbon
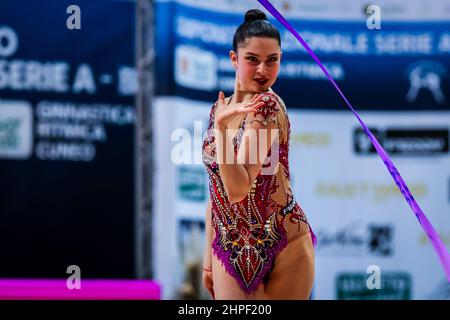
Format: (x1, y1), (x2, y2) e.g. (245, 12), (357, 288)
(258, 0), (450, 282)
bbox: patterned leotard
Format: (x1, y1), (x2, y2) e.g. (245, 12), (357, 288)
(202, 89), (317, 294)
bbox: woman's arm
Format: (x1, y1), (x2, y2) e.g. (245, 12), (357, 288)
(215, 122), (251, 203)
(202, 197), (213, 269)
(214, 92), (280, 203)
(202, 197), (214, 299)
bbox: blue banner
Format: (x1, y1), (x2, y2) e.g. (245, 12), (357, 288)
(0, 0), (135, 278)
(155, 1), (450, 110)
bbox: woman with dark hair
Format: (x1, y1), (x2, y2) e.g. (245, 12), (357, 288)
(202, 9), (317, 300)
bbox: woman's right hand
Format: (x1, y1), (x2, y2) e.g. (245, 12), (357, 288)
(202, 268), (214, 299)
(214, 91), (264, 129)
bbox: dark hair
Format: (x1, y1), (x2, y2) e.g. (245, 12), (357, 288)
(232, 9), (281, 52)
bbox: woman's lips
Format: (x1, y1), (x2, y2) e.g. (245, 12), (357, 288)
(255, 78), (268, 85)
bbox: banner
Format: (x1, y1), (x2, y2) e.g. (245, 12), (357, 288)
(0, 0), (136, 278)
(155, 0), (450, 110)
(154, 0), (450, 299)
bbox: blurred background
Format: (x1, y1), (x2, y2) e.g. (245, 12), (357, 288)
(0, 0), (449, 300)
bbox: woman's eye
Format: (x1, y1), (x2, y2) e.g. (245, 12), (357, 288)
(246, 56), (258, 62)
(268, 57), (278, 62)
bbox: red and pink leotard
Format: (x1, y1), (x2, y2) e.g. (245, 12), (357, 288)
(202, 90), (316, 293)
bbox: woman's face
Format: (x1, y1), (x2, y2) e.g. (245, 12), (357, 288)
(231, 37), (282, 93)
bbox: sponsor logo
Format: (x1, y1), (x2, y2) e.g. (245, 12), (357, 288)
(178, 166), (206, 201)
(0, 100), (33, 159)
(406, 61), (447, 104)
(315, 181), (427, 202)
(368, 224), (393, 256)
(291, 132), (331, 147)
(354, 127), (449, 155)
(175, 45), (217, 90)
(336, 272), (412, 300)
(316, 222), (394, 257)
(353, 127), (382, 154)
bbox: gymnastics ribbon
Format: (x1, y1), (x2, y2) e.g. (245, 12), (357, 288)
(257, 0), (450, 281)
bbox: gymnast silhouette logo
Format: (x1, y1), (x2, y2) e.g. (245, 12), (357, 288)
(406, 61), (447, 104)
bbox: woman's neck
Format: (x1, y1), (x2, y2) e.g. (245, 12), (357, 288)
(232, 73), (270, 104)
(231, 90), (255, 104)
(231, 88), (271, 104)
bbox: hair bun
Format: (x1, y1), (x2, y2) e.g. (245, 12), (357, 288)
(244, 9), (267, 23)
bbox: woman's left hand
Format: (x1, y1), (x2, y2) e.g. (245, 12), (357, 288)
(202, 268), (214, 299)
(214, 91), (264, 129)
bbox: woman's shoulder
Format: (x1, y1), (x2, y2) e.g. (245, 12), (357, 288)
(263, 89), (288, 120)
(266, 89), (286, 107)
(263, 89), (289, 143)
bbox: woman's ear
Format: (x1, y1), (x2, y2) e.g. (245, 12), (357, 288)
(229, 50), (238, 69)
